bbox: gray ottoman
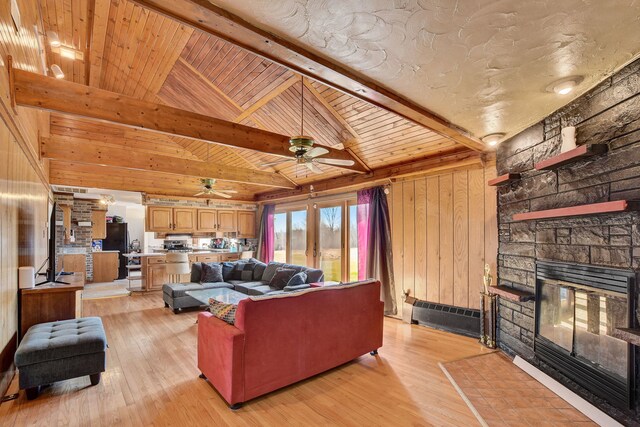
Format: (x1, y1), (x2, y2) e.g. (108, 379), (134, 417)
(15, 317), (107, 399)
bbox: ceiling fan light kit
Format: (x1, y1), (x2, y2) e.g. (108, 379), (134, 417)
(194, 178), (238, 199)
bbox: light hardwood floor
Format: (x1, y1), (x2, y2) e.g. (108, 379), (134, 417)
(0, 293), (491, 426)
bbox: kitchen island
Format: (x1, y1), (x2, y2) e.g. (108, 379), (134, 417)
(124, 251), (241, 291)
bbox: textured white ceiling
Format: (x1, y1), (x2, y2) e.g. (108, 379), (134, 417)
(210, 0), (640, 141)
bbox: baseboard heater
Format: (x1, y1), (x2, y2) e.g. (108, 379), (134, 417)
(411, 300), (481, 338)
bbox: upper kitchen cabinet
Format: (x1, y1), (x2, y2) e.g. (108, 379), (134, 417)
(147, 207), (174, 232)
(237, 211), (256, 238)
(173, 208), (196, 232)
(91, 210), (107, 240)
(217, 210), (237, 232)
(197, 209), (218, 232)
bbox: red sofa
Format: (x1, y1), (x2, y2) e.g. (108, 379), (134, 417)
(197, 280), (384, 408)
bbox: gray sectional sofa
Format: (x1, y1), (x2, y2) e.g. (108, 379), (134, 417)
(163, 259), (324, 313)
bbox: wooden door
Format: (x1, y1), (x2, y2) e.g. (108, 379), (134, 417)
(147, 207), (173, 232)
(92, 210), (107, 239)
(173, 208), (196, 232)
(197, 209), (218, 232)
(217, 210), (237, 232)
(237, 211), (256, 238)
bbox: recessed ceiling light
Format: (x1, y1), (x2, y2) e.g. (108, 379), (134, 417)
(482, 133), (505, 147)
(46, 30), (60, 47)
(50, 64), (64, 79)
(547, 76), (583, 95)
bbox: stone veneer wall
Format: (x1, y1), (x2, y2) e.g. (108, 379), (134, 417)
(496, 58), (640, 420)
(55, 194), (102, 281)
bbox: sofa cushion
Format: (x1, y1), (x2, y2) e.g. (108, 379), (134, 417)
(230, 262), (247, 280)
(201, 262), (223, 283)
(221, 262), (235, 281)
(287, 271), (307, 287)
(303, 268), (324, 284)
(262, 262), (284, 283)
(247, 285), (278, 296)
(269, 268), (297, 290)
(15, 317), (107, 366)
(190, 262), (203, 283)
(163, 282), (204, 298)
(252, 261), (267, 281)
(240, 262), (257, 281)
(208, 299), (237, 325)
(233, 281), (269, 294)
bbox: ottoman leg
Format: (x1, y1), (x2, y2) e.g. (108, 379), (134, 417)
(25, 386), (40, 400)
(90, 373), (101, 386)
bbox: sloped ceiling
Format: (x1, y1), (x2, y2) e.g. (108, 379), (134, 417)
(208, 0), (640, 140)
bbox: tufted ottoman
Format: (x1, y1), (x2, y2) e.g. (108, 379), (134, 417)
(15, 317), (107, 399)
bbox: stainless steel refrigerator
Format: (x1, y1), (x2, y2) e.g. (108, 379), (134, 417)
(102, 223), (129, 280)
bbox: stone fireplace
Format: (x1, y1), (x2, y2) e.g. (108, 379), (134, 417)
(535, 260), (635, 409)
(495, 57), (640, 422)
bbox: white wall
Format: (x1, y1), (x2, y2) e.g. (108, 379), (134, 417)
(107, 203), (146, 250)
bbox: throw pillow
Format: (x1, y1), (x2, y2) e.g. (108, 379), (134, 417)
(221, 262), (235, 281)
(240, 262), (257, 281)
(190, 262), (203, 283)
(208, 299), (237, 325)
(200, 262), (223, 283)
(286, 271), (307, 287)
(269, 268), (297, 290)
(230, 262), (248, 280)
(253, 261), (267, 281)
(262, 262), (284, 283)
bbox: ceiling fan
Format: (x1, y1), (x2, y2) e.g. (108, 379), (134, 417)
(194, 179), (237, 199)
(259, 78), (355, 174)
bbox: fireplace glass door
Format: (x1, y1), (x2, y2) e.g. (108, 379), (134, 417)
(537, 281), (628, 381)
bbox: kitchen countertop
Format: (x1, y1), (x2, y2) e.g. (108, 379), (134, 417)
(92, 250), (120, 254)
(123, 251), (238, 257)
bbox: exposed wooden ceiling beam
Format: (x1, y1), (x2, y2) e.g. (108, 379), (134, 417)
(12, 68), (366, 173)
(41, 136), (295, 189)
(255, 148), (484, 202)
(130, 0), (486, 153)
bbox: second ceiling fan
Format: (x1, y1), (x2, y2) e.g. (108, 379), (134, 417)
(260, 78), (354, 174)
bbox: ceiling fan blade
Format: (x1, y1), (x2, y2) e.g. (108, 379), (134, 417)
(314, 157), (355, 166)
(217, 189), (238, 194)
(305, 162), (323, 174)
(259, 159), (293, 168)
(193, 192), (205, 196)
(210, 190), (233, 199)
(305, 147), (329, 158)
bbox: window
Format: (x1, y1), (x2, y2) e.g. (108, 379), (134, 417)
(273, 212), (286, 263)
(272, 209), (308, 265)
(317, 206), (342, 281)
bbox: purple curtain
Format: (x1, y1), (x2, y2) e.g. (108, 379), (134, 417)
(357, 186), (397, 315)
(256, 204), (275, 263)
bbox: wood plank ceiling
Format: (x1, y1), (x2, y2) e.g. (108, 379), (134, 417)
(39, 0), (465, 200)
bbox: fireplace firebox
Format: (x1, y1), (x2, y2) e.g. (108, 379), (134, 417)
(535, 261), (636, 409)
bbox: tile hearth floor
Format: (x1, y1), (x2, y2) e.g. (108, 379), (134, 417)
(441, 352), (596, 426)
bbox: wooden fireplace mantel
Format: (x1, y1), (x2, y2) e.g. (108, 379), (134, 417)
(513, 200), (640, 222)
(488, 286), (535, 302)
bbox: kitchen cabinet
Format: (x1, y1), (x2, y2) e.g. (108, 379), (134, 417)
(92, 252), (119, 283)
(237, 211), (256, 238)
(147, 207), (173, 232)
(58, 254), (87, 282)
(217, 210), (236, 232)
(173, 208), (196, 232)
(92, 210), (107, 240)
(197, 209), (218, 232)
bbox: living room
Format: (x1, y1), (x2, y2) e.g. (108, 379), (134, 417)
(2, 0), (640, 425)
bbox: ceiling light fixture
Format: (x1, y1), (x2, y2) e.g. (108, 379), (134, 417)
(46, 30), (60, 47)
(547, 76), (583, 96)
(482, 133), (505, 147)
(59, 46), (76, 59)
(50, 64), (64, 79)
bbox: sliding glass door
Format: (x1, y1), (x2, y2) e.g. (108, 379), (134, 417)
(272, 208), (308, 266)
(317, 205), (343, 281)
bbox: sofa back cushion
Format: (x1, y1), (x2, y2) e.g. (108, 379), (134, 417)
(222, 262), (235, 281)
(262, 262), (284, 283)
(190, 262), (203, 283)
(201, 263), (224, 283)
(240, 263), (257, 281)
(303, 268), (324, 284)
(250, 259), (267, 281)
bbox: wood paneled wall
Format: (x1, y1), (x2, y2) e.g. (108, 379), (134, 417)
(0, 0), (51, 395)
(389, 163), (497, 315)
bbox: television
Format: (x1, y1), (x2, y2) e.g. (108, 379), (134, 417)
(35, 202), (68, 285)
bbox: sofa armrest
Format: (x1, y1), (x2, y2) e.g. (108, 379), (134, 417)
(197, 312), (245, 405)
(283, 283), (311, 292)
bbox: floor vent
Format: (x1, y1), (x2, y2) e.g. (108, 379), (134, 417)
(412, 300), (480, 338)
